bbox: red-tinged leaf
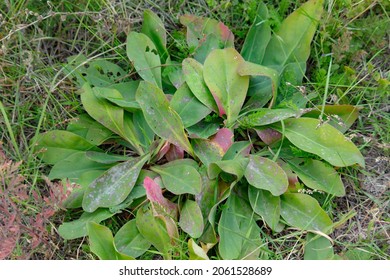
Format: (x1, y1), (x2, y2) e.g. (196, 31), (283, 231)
(203, 48), (249, 125)
(193, 128), (234, 167)
(211, 128), (233, 153)
(143, 177), (177, 216)
(256, 128), (282, 145)
(180, 15), (234, 63)
(278, 160), (299, 190)
(156, 141), (170, 160)
(165, 144), (184, 162)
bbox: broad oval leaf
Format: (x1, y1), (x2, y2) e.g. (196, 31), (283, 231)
(179, 200), (204, 238)
(208, 158), (249, 180)
(143, 176), (177, 216)
(248, 186), (281, 232)
(170, 83), (211, 127)
(222, 141), (251, 160)
(237, 61), (279, 107)
(48, 152), (111, 181)
(87, 222), (134, 260)
(304, 233), (335, 260)
(67, 114), (113, 146)
(195, 166), (218, 221)
(64, 54), (127, 88)
(218, 193), (262, 260)
(288, 159), (345, 197)
(188, 239), (209, 260)
(303, 105), (360, 133)
(58, 208), (115, 240)
(136, 81), (194, 156)
(182, 58), (218, 112)
(280, 193), (333, 233)
(80, 84), (143, 154)
(241, 2), (271, 64)
(203, 48), (249, 125)
(114, 220), (151, 258)
(82, 154), (149, 212)
(272, 118), (365, 167)
(34, 130), (100, 164)
(85, 151), (129, 164)
(151, 164), (202, 195)
(136, 207), (172, 257)
(141, 10), (168, 63)
(126, 32), (162, 88)
(180, 15), (234, 63)
(187, 120), (220, 139)
(262, 0), (324, 85)
(239, 108), (304, 128)
(244, 155), (288, 196)
(62, 170), (105, 209)
(193, 128), (233, 167)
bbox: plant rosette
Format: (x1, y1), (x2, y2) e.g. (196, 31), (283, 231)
(34, 0), (364, 260)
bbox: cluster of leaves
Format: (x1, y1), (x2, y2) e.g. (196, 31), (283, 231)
(34, 0), (365, 260)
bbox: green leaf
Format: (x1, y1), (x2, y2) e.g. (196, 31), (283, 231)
(193, 128), (233, 167)
(203, 48), (249, 126)
(288, 159), (345, 197)
(141, 10), (169, 63)
(237, 61), (279, 107)
(222, 141), (251, 160)
(67, 114), (113, 146)
(195, 166), (218, 221)
(239, 108), (303, 128)
(109, 185), (146, 213)
(85, 151), (129, 164)
(218, 193), (262, 260)
(82, 154), (149, 212)
(304, 233), (335, 260)
(136, 81), (194, 156)
(80, 83), (143, 154)
(64, 54), (127, 88)
(182, 58), (218, 112)
(107, 81), (139, 101)
(136, 207), (172, 258)
(162, 58), (185, 89)
(34, 130), (100, 165)
(132, 110), (155, 151)
(262, 0), (324, 85)
(248, 186), (281, 232)
(242, 76), (273, 113)
(114, 220), (151, 258)
(48, 152), (110, 181)
(87, 222), (134, 260)
(187, 120), (220, 139)
(244, 155), (288, 196)
(241, 2), (271, 63)
(93, 86), (140, 112)
(126, 32), (162, 88)
(151, 164), (202, 195)
(159, 158), (200, 170)
(272, 118), (365, 167)
(188, 239), (209, 260)
(180, 15), (234, 63)
(303, 105), (360, 133)
(58, 208), (115, 240)
(280, 193), (333, 233)
(170, 83), (211, 127)
(179, 200), (204, 238)
(208, 158), (249, 180)
(61, 170), (106, 209)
